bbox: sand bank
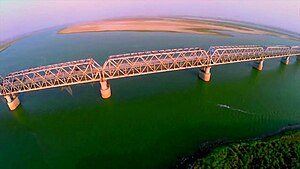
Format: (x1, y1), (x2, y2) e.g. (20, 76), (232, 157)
(58, 18), (300, 41)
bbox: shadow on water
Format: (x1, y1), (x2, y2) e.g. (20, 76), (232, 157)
(246, 58), (299, 84)
(277, 62), (288, 75)
(11, 105), (31, 128)
(2, 106), (50, 169)
(293, 59), (300, 67)
(247, 68), (261, 85)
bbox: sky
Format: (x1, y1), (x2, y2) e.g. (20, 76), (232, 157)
(0, 0), (299, 41)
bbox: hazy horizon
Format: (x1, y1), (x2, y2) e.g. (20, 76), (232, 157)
(0, 0), (299, 41)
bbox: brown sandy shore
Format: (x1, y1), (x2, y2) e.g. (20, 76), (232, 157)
(58, 18), (300, 41)
(0, 35), (31, 53)
(0, 28), (50, 53)
(0, 40), (15, 53)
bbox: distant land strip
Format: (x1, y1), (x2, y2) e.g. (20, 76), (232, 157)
(58, 17), (300, 41)
(0, 40), (15, 53)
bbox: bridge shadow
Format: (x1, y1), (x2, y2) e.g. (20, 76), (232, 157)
(269, 58), (299, 76)
(276, 63), (288, 76)
(247, 68), (262, 85)
(292, 59), (300, 67)
(11, 105), (31, 128)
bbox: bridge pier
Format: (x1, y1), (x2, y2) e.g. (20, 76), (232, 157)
(199, 66), (211, 82)
(281, 56), (289, 65)
(253, 60), (264, 71)
(100, 80), (111, 99)
(4, 94), (20, 110)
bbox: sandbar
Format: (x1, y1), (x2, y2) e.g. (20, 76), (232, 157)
(58, 18), (300, 41)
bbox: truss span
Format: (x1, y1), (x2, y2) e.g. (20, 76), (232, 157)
(102, 47), (210, 79)
(1, 58), (102, 95)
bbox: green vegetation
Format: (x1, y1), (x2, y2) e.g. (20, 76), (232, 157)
(188, 131), (300, 169)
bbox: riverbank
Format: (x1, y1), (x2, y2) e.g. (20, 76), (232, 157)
(0, 35), (28, 53)
(0, 40), (15, 53)
(58, 17), (300, 41)
(175, 124), (300, 169)
(0, 28), (48, 53)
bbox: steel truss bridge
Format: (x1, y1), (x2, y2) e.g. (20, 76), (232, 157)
(1, 45), (300, 110)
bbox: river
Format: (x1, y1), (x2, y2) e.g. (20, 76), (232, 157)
(0, 27), (299, 169)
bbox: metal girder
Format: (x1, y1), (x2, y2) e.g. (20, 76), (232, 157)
(0, 45), (300, 96)
(0, 58), (102, 95)
(210, 46), (264, 65)
(102, 47), (209, 79)
(291, 46), (300, 53)
(0, 75), (4, 96)
(264, 46), (291, 58)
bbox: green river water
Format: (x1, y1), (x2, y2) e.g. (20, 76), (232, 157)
(0, 27), (299, 169)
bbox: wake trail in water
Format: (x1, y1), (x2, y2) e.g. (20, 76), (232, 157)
(217, 104), (255, 115)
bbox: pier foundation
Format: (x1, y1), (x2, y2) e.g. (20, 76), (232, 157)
(4, 94), (20, 110)
(253, 60), (264, 71)
(100, 80), (111, 99)
(281, 56), (289, 65)
(199, 66), (211, 82)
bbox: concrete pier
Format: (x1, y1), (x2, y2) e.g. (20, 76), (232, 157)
(281, 56), (289, 65)
(4, 94), (20, 110)
(100, 80), (111, 99)
(253, 60), (264, 71)
(199, 66), (211, 82)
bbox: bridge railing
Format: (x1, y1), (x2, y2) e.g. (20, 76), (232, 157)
(102, 48), (209, 79)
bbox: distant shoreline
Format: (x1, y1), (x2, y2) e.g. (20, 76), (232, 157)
(58, 17), (300, 41)
(0, 39), (16, 53)
(0, 27), (53, 54)
(0, 35), (28, 53)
